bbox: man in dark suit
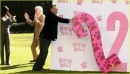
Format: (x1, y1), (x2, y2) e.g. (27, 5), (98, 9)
(32, 5), (71, 71)
(1, 6), (16, 65)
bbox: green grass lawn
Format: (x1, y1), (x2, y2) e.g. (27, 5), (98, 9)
(0, 33), (130, 74)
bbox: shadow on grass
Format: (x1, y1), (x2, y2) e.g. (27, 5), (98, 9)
(16, 69), (99, 73)
(0, 62), (34, 70)
(16, 69), (129, 74)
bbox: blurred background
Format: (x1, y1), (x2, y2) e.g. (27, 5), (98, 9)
(1, 1), (52, 33)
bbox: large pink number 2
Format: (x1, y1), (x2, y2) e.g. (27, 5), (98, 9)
(72, 12), (123, 73)
(107, 12), (128, 72)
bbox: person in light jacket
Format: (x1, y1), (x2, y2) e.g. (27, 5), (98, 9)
(32, 5), (71, 71)
(24, 6), (45, 62)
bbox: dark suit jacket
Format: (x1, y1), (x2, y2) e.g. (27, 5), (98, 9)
(40, 12), (70, 41)
(1, 18), (13, 34)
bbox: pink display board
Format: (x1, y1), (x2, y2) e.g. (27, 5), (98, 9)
(51, 0), (129, 73)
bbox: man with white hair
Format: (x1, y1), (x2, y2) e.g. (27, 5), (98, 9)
(32, 5), (71, 71)
(24, 6), (45, 62)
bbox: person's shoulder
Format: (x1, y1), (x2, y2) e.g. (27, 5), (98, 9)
(40, 14), (46, 19)
(46, 12), (55, 17)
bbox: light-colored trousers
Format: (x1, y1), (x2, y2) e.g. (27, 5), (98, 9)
(31, 39), (39, 60)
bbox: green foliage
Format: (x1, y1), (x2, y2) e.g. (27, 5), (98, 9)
(10, 23), (34, 33)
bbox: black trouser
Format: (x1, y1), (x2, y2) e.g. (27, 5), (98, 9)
(33, 38), (51, 69)
(1, 32), (10, 64)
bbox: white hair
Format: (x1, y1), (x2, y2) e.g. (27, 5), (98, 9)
(35, 6), (43, 13)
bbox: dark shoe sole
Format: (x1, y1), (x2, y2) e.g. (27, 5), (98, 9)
(1, 64), (5, 65)
(5, 64), (10, 65)
(32, 69), (43, 71)
(30, 60), (36, 62)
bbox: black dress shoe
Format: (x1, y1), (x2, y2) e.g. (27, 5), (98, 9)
(1, 63), (5, 65)
(30, 60), (36, 62)
(6, 62), (10, 65)
(32, 68), (44, 71)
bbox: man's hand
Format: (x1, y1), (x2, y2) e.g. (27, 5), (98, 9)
(24, 12), (29, 20)
(69, 19), (72, 22)
(70, 17), (75, 22)
(34, 14), (38, 22)
(12, 15), (17, 21)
